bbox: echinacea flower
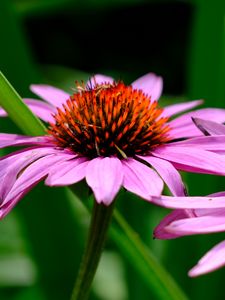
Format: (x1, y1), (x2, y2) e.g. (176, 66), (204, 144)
(153, 119), (225, 277)
(1, 73), (225, 218)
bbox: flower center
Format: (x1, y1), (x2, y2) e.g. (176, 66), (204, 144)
(48, 81), (170, 158)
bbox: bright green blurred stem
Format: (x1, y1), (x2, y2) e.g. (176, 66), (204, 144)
(71, 201), (115, 300)
(0, 72), (189, 300)
(112, 209), (188, 300)
(0, 71), (46, 136)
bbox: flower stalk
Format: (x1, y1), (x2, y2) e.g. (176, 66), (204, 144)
(71, 200), (115, 300)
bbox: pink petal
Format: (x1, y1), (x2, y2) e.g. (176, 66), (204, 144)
(0, 192), (25, 219)
(24, 99), (55, 122)
(189, 240), (225, 277)
(154, 210), (189, 239)
(171, 108), (225, 127)
(0, 150), (40, 200)
(154, 205), (225, 239)
(0, 99), (55, 123)
(0, 108), (7, 117)
(193, 207), (224, 217)
(30, 84), (70, 107)
(87, 74), (114, 87)
(151, 195), (225, 209)
(46, 157), (88, 186)
(169, 136), (225, 152)
(151, 145), (225, 175)
(168, 125), (202, 139)
(162, 100), (203, 118)
(0, 134), (53, 149)
(209, 191), (225, 197)
(168, 108), (225, 139)
(165, 212), (225, 235)
(3, 153), (69, 206)
(139, 155), (186, 196)
(122, 158), (163, 200)
(193, 118), (225, 136)
(169, 108), (225, 138)
(0, 147), (62, 204)
(131, 73), (163, 100)
(86, 157), (123, 205)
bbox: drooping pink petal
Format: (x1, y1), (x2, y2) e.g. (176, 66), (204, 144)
(0, 192), (25, 219)
(151, 195), (225, 209)
(0, 133), (53, 149)
(138, 156), (186, 196)
(188, 240), (225, 277)
(168, 136), (225, 153)
(165, 212), (225, 235)
(131, 73), (163, 100)
(151, 145), (225, 175)
(169, 108), (225, 138)
(171, 108), (225, 127)
(0, 147), (75, 204)
(23, 99), (55, 122)
(86, 157), (123, 205)
(162, 100), (203, 118)
(30, 84), (70, 107)
(3, 152), (70, 206)
(154, 210), (189, 239)
(122, 158), (163, 200)
(193, 118), (225, 136)
(46, 157), (89, 186)
(87, 74), (114, 87)
(0, 147), (63, 203)
(0, 149), (40, 200)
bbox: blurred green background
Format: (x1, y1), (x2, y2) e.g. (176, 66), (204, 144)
(1, 0), (225, 299)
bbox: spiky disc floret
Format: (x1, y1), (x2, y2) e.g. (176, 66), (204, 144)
(48, 81), (170, 158)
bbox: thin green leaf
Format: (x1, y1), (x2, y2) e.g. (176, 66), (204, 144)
(0, 71), (45, 136)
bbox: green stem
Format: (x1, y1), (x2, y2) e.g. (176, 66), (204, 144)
(70, 185), (188, 300)
(71, 201), (115, 300)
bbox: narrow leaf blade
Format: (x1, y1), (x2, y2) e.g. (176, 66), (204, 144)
(0, 71), (45, 136)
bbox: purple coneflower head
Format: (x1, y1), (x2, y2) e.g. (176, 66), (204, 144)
(1, 73), (225, 218)
(48, 80), (170, 158)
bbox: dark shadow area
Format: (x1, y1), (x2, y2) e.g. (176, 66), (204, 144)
(25, 1), (192, 94)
